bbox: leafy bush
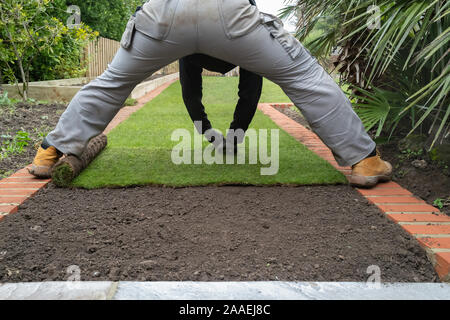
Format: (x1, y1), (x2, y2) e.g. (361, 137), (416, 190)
(281, 0), (449, 149)
(30, 22), (98, 81)
(0, 0), (98, 99)
(50, 0), (144, 42)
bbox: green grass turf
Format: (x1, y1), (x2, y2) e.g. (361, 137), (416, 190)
(72, 77), (347, 188)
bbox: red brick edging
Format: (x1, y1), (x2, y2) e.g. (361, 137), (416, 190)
(258, 103), (450, 282)
(0, 79), (178, 221)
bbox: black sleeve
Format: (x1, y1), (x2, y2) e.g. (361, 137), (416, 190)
(179, 57), (212, 134)
(229, 68), (263, 132)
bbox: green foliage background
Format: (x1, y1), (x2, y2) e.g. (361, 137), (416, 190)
(1, 0), (143, 84)
(281, 0), (449, 148)
(49, 0), (144, 42)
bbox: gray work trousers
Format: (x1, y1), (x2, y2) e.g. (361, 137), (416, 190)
(46, 0), (375, 167)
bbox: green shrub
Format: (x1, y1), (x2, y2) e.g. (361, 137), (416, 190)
(124, 98), (138, 106)
(282, 0), (449, 149)
(30, 23), (98, 81)
(0, 0), (98, 100)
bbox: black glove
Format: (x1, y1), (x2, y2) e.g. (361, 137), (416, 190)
(204, 129), (226, 149)
(223, 129), (245, 155)
(223, 136), (238, 155)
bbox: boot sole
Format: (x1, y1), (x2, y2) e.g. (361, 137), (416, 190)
(349, 174), (392, 189)
(28, 165), (53, 179)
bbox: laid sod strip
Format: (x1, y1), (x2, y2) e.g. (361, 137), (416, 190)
(52, 134), (108, 187)
(73, 77), (346, 188)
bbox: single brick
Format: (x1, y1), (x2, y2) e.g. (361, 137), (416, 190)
(387, 214), (450, 223)
(309, 148), (330, 153)
(0, 183), (43, 189)
(304, 142), (324, 146)
(434, 252), (450, 282)
(401, 224), (450, 235)
(366, 196), (425, 204)
(357, 188), (412, 196)
(315, 151), (333, 156)
(374, 181), (403, 189)
(417, 238), (450, 249)
(1, 177), (50, 183)
(0, 189), (39, 196)
(0, 205), (18, 214)
(8, 171), (35, 178)
(0, 196), (28, 205)
(378, 204), (440, 213)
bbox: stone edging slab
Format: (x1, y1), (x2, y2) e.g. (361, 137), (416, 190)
(0, 281), (449, 300)
(258, 103), (450, 282)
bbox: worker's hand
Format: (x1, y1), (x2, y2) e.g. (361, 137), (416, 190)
(204, 129), (226, 149)
(223, 136), (238, 155)
(221, 129), (245, 155)
(227, 128), (245, 144)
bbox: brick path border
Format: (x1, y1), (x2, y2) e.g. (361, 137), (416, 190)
(259, 103), (450, 282)
(0, 88), (448, 283)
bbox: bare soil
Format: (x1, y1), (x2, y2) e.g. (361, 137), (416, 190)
(0, 184), (438, 283)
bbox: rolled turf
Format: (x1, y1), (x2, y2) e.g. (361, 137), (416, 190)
(72, 77), (347, 188)
(52, 134), (108, 187)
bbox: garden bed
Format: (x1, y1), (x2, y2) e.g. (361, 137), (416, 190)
(377, 142), (450, 216)
(0, 184), (438, 282)
(0, 102), (67, 179)
(0, 79), (442, 283)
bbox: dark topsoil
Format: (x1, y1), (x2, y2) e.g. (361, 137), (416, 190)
(0, 184), (439, 283)
(0, 102), (67, 178)
(277, 107), (450, 215)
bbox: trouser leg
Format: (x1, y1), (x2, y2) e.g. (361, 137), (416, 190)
(46, 31), (188, 157)
(198, 11), (375, 167)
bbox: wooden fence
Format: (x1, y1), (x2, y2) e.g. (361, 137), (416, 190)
(202, 67), (239, 77)
(84, 36), (238, 78)
(84, 37), (180, 78)
(84, 37), (120, 78)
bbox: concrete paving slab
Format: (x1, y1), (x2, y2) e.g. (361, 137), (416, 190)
(0, 281), (115, 300)
(114, 282), (450, 300)
(0, 282), (449, 300)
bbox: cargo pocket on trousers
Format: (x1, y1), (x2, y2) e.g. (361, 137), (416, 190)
(120, 16), (136, 49)
(218, 0), (261, 39)
(134, 0), (180, 41)
(260, 12), (302, 60)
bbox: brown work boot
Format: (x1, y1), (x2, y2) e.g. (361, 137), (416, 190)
(349, 151), (392, 188)
(28, 146), (61, 178)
